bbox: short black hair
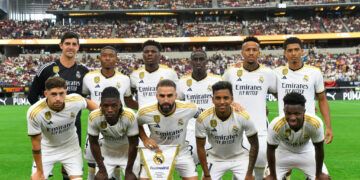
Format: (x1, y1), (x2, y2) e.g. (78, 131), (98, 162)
(101, 87), (120, 100)
(212, 81), (233, 96)
(190, 50), (207, 60)
(60, 32), (80, 44)
(156, 79), (176, 90)
(283, 37), (303, 50)
(283, 92), (306, 107)
(243, 36), (260, 45)
(45, 77), (67, 90)
(101, 46), (118, 54)
(143, 40), (162, 51)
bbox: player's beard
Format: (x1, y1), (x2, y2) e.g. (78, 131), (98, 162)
(158, 102), (175, 115)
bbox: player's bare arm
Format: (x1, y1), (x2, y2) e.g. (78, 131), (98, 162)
(85, 99), (98, 111)
(314, 141), (330, 180)
(138, 125), (159, 150)
(88, 134), (108, 180)
(196, 137), (211, 180)
(246, 133), (259, 179)
(265, 144), (278, 180)
(316, 92), (333, 144)
(124, 96), (139, 110)
(125, 135), (139, 180)
(30, 134), (45, 180)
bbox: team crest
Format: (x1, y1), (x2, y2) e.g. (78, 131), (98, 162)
(100, 121), (107, 129)
(52, 66), (59, 74)
(94, 76), (100, 84)
(154, 115), (161, 128)
(76, 71), (81, 79)
(70, 112), (75, 118)
(285, 128), (291, 139)
(210, 119), (217, 128)
(282, 68), (288, 79)
(303, 75), (309, 82)
(232, 125), (239, 134)
(237, 69), (243, 81)
(44, 111), (51, 120)
(259, 76), (264, 83)
(186, 79), (192, 87)
(207, 85), (212, 91)
(116, 82), (121, 89)
(153, 152), (165, 165)
(139, 72), (145, 79)
(178, 119), (184, 126)
(304, 133), (309, 139)
(160, 77), (164, 81)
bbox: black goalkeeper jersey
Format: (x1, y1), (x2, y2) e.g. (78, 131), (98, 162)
(28, 59), (89, 105)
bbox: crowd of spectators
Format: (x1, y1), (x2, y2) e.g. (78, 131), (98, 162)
(285, 0), (346, 5)
(1, 51), (359, 87)
(322, 18), (347, 33)
(90, 0), (151, 10)
(342, 15), (360, 32)
(0, 20), (52, 39)
(218, 0), (274, 7)
(48, 0), (88, 10)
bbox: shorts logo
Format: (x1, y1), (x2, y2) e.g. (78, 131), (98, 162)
(153, 152), (165, 165)
(282, 68), (288, 79)
(178, 119), (184, 126)
(259, 76), (264, 83)
(303, 75), (309, 82)
(94, 76), (100, 84)
(237, 69), (243, 81)
(100, 121), (107, 129)
(154, 115), (161, 128)
(186, 79), (192, 91)
(45, 111), (52, 120)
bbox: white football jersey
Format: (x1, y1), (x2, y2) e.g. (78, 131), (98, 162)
(177, 73), (221, 111)
(196, 107), (257, 161)
(130, 65), (178, 108)
(223, 65), (277, 135)
(82, 70), (131, 105)
(27, 94), (87, 154)
(137, 101), (198, 155)
(267, 114), (324, 153)
(274, 65), (325, 116)
(87, 108), (138, 151)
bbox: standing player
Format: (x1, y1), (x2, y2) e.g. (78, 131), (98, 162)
(177, 50), (222, 163)
(27, 32), (88, 179)
(88, 87), (139, 180)
(274, 37), (333, 144)
(265, 92), (329, 180)
(130, 40), (178, 109)
(196, 81), (259, 180)
(82, 46), (137, 179)
(27, 77), (97, 180)
(137, 79), (198, 180)
(223, 36), (277, 179)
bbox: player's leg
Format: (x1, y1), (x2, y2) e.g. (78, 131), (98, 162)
(84, 135), (97, 180)
(174, 152), (198, 180)
(298, 150), (329, 180)
(31, 158), (55, 179)
(254, 135), (267, 180)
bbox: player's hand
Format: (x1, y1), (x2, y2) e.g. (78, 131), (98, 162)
(325, 128), (333, 144)
(244, 174), (255, 180)
(95, 169), (108, 180)
(263, 175), (276, 180)
(143, 138), (159, 150)
(316, 173), (331, 180)
(202, 175), (212, 180)
(125, 170), (137, 180)
(31, 170), (45, 180)
(231, 102), (245, 112)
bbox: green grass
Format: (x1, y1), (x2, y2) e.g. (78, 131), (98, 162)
(0, 100), (359, 179)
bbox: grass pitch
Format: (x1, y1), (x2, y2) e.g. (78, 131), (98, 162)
(0, 100), (359, 179)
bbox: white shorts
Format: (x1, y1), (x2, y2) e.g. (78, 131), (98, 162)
(275, 148), (329, 180)
(207, 152), (249, 180)
(243, 134), (267, 168)
(32, 146), (83, 178)
(186, 118), (211, 164)
(140, 151), (197, 178)
(84, 135), (104, 164)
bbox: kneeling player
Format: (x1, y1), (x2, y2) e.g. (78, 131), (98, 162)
(196, 81), (259, 180)
(88, 87), (139, 180)
(265, 92), (330, 180)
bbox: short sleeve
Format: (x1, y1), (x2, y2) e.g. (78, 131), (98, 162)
(195, 118), (207, 138)
(267, 122), (280, 146)
(87, 116), (100, 137)
(310, 119), (324, 143)
(27, 109), (42, 136)
(82, 75), (90, 96)
(268, 70), (277, 94)
(242, 117), (257, 137)
(123, 76), (132, 97)
(314, 70), (325, 94)
(126, 116), (139, 137)
(129, 72), (138, 89)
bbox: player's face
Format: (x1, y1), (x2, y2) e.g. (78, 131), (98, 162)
(143, 45), (160, 66)
(101, 98), (122, 125)
(241, 41), (260, 63)
(100, 49), (118, 70)
(59, 38), (79, 59)
(284, 104), (305, 131)
(284, 43), (303, 64)
(156, 86), (177, 114)
(191, 53), (207, 72)
(45, 87), (67, 111)
(212, 89), (233, 114)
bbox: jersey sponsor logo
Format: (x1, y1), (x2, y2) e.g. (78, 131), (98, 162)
(281, 83), (309, 94)
(138, 86), (157, 97)
(235, 84), (262, 96)
(237, 69), (243, 81)
(153, 152), (165, 165)
(154, 115), (161, 128)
